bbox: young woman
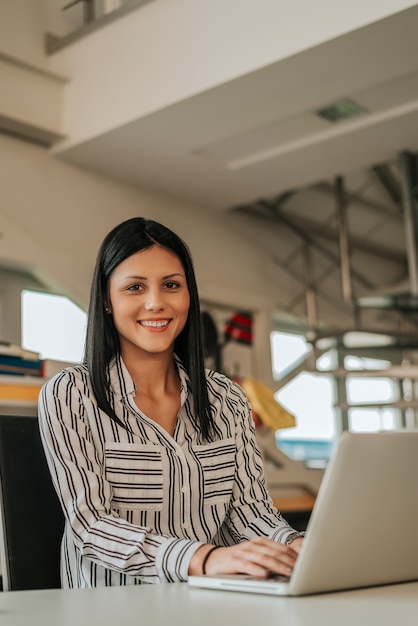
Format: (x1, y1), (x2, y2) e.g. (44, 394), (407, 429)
(38, 217), (304, 589)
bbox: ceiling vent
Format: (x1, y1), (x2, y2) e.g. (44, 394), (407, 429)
(316, 98), (367, 123)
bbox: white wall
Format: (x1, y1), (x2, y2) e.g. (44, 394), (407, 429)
(0, 0), (48, 69)
(0, 134), (284, 310)
(0, 0), (85, 68)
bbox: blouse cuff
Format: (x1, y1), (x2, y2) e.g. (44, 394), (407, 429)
(270, 526), (300, 545)
(156, 538), (204, 582)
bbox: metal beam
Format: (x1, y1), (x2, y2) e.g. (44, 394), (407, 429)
(302, 242), (318, 337)
(237, 204), (374, 291)
(400, 151), (418, 296)
(284, 261), (346, 315)
(316, 181), (400, 219)
(256, 211), (404, 264)
(335, 176), (352, 302)
(373, 164), (402, 210)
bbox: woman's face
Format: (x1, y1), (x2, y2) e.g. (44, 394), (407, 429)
(108, 245), (190, 361)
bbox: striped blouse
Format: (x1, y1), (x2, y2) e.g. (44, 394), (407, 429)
(38, 356), (295, 588)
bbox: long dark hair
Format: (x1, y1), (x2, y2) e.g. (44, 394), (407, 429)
(84, 217), (213, 439)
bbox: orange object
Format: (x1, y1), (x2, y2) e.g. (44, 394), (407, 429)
(0, 379), (43, 402)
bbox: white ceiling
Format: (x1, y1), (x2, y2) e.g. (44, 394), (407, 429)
(52, 4), (418, 336)
(55, 4), (418, 212)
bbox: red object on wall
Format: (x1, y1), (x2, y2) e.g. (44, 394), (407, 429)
(224, 312), (253, 345)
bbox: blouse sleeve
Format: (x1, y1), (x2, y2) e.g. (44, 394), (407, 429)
(222, 382), (297, 544)
(38, 371), (203, 583)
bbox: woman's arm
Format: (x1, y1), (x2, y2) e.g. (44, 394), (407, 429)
(222, 381), (300, 545)
(38, 370), (203, 583)
(185, 378), (304, 579)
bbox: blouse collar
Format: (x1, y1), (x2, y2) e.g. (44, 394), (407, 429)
(108, 353), (191, 408)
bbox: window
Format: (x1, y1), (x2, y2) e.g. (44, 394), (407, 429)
(270, 330), (404, 464)
(21, 290), (87, 363)
(345, 355), (401, 433)
(271, 331), (336, 465)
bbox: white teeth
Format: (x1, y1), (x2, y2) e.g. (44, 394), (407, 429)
(140, 320), (169, 328)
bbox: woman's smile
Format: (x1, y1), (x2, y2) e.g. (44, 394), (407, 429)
(138, 318), (171, 329)
(138, 319), (171, 332)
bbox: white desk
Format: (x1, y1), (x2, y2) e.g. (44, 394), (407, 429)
(0, 581), (417, 626)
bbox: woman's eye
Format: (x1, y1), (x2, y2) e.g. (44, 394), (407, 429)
(164, 281), (180, 289)
(127, 284), (143, 292)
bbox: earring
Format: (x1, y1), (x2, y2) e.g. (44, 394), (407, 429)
(105, 307), (111, 313)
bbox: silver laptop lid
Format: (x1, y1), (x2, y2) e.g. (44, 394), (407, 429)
(289, 430), (418, 595)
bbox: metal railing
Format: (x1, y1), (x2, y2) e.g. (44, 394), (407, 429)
(46, 0), (153, 54)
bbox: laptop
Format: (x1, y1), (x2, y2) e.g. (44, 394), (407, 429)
(189, 430), (418, 596)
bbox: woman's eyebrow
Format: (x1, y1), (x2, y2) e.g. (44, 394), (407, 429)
(162, 273), (185, 279)
(124, 272), (184, 280)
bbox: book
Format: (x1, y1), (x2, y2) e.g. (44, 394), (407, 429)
(0, 341), (40, 362)
(0, 353), (42, 377)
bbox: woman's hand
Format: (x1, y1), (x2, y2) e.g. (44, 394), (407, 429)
(189, 536), (302, 579)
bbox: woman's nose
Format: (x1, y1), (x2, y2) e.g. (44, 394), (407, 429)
(144, 289), (164, 312)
